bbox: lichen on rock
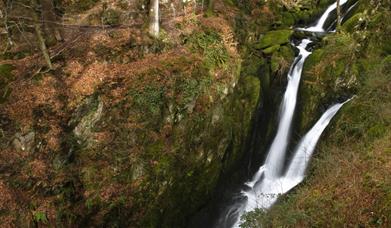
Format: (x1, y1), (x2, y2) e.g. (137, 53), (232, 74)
(69, 96), (104, 144)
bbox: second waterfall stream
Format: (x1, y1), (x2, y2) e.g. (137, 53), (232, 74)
(222, 1), (353, 227)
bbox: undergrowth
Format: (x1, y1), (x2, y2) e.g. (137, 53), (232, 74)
(184, 28), (229, 70)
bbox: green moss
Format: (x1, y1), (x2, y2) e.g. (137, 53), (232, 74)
(262, 44), (280, 54)
(185, 29), (229, 70)
(0, 64), (15, 103)
(367, 123), (387, 141)
(271, 45), (294, 74)
(305, 50), (325, 75)
(342, 13), (364, 32)
(241, 51), (265, 77)
(242, 76), (261, 105)
(255, 29), (293, 49)
(281, 12), (295, 27)
(129, 85), (165, 115)
(175, 76), (212, 110)
(145, 140), (170, 176)
(0, 64), (15, 78)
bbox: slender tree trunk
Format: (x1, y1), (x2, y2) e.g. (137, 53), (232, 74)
(207, 0), (215, 16)
(336, 0), (341, 29)
(31, 0), (53, 70)
(149, 0), (159, 38)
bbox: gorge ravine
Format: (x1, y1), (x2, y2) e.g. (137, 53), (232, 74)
(219, 1), (354, 227)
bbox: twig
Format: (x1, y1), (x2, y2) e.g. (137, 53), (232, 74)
(49, 34), (83, 59)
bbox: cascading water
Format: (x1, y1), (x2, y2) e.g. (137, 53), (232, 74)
(301, 0), (349, 32)
(263, 39), (312, 179)
(222, 1), (352, 227)
(242, 99), (352, 213)
(284, 99), (352, 180)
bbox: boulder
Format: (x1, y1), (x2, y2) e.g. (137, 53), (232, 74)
(255, 29), (293, 49)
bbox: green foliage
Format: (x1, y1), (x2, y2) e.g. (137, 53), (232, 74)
(33, 211), (48, 224)
(342, 13), (365, 32)
(175, 76), (212, 109)
(185, 29), (229, 70)
(129, 86), (165, 115)
(102, 9), (121, 26)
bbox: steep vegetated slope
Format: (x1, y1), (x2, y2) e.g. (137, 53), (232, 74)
(1, 0), (387, 227)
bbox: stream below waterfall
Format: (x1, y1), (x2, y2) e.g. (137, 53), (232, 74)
(215, 1), (355, 227)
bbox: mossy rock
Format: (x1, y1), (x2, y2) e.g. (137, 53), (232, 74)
(303, 48), (325, 74)
(242, 55), (265, 76)
(242, 75), (261, 103)
(271, 45), (295, 74)
(255, 29), (293, 49)
(281, 12), (295, 27)
(69, 96), (103, 143)
(263, 45), (280, 55)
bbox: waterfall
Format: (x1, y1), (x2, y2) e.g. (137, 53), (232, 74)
(222, 1), (352, 227)
(284, 99), (351, 179)
(263, 39), (312, 179)
(217, 100), (348, 228)
(301, 0), (349, 32)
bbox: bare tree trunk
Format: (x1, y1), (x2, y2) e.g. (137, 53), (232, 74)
(336, 0), (341, 30)
(31, 0), (53, 70)
(149, 0), (159, 38)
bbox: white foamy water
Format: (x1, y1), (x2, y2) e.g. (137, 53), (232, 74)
(263, 39), (312, 179)
(300, 0), (349, 32)
(231, 100), (350, 228)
